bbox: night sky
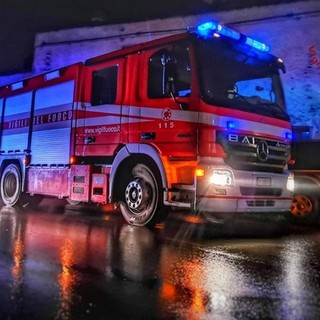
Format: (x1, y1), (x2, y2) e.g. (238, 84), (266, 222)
(0, 0), (309, 74)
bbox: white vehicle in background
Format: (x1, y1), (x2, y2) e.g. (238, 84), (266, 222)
(290, 139), (320, 223)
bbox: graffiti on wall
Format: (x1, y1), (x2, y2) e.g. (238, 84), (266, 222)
(309, 45), (320, 68)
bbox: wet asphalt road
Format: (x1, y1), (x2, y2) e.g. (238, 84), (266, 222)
(0, 201), (320, 320)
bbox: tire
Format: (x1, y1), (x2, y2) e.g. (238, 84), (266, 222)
(119, 162), (167, 227)
(0, 164), (23, 207)
(290, 193), (319, 222)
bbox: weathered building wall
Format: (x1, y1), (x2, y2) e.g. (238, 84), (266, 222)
(2, 1), (320, 133)
(233, 4), (320, 136)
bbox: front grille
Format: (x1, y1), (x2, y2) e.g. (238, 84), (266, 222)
(217, 132), (290, 173)
(240, 187), (282, 196)
(246, 200), (275, 207)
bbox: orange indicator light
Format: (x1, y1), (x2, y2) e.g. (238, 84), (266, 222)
(195, 168), (205, 177)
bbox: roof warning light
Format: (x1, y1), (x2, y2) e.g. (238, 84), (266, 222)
(196, 21), (270, 52)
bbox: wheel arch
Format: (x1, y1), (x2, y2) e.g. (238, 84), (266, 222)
(109, 144), (168, 202)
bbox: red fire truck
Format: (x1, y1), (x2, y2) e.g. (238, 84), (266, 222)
(0, 21), (294, 226)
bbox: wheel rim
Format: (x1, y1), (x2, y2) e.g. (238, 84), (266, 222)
(290, 195), (313, 218)
(120, 164), (158, 226)
(125, 178), (151, 213)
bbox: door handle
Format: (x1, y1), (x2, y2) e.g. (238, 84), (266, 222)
(140, 132), (155, 140)
(84, 136), (95, 144)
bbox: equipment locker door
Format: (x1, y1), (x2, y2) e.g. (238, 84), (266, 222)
(1, 92), (33, 154)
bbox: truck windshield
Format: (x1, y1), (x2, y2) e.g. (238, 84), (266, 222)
(194, 38), (288, 121)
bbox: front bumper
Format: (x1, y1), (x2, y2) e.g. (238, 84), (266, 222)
(196, 168), (293, 213)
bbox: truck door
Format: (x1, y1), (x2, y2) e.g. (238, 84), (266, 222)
(76, 59), (124, 158)
(137, 42), (198, 158)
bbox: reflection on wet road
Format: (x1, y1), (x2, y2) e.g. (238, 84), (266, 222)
(0, 204), (320, 319)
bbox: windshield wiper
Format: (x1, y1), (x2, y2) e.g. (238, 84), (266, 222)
(232, 93), (254, 106)
(232, 93), (289, 120)
(253, 101), (290, 120)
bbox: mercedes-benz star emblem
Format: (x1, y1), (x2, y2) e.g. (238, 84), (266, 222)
(257, 141), (269, 161)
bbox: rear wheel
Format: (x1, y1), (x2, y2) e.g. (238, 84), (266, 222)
(119, 163), (167, 227)
(0, 164), (23, 207)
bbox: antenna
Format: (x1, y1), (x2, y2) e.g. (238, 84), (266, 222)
(182, 16), (190, 32)
(146, 18), (152, 41)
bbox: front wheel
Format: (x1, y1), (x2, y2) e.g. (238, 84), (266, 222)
(0, 164), (23, 207)
(119, 163), (166, 227)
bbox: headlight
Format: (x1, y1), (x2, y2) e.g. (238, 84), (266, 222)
(209, 170), (234, 186)
(287, 173), (294, 192)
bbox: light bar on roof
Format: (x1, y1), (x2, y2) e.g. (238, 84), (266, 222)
(245, 37), (270, 52)
(197, 21), (240, 40)
(217, 24), (240, 40)
(196, 21), (270, 52)
(197, 21), (218, 36)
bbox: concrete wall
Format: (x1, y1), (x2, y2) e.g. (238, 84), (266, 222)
(2, 1), (320, 133)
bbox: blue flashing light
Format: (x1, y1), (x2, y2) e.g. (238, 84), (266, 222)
(217, 24), (240, 40)
(227, 120), (238, 130)
(196, 21), (271, 52)
(245, 37), (270, 52)
(197, 21), (218, 36)
(197, 21), (240, 40)
(285, 131), (293, 141)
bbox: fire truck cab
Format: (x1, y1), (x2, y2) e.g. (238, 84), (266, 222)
(0, 22), (294, 226)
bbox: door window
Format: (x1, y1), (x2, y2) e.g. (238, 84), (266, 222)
(148, 44), (191, 98)
(91, 66), (118, 106)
